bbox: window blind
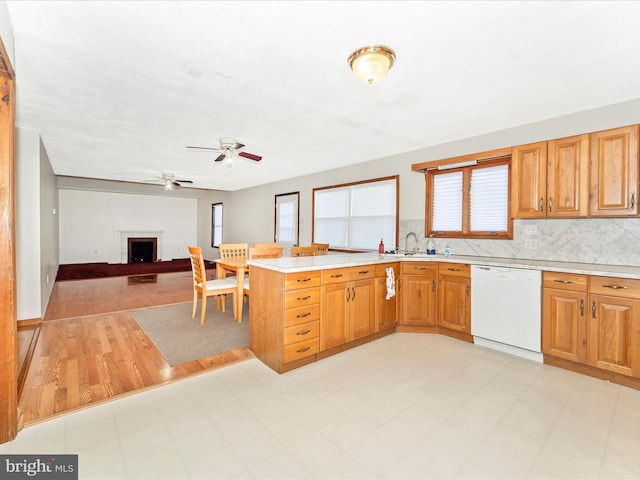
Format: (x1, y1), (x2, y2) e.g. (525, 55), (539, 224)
(470, 164), (508, 232)
(432, 171), (463, 232)
(314, 178), (397, 250)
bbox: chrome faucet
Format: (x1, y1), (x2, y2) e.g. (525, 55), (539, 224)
(405, 232), (418, 253)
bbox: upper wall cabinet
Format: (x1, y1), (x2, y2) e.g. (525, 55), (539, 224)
(590, 125), (639, 217)
(512, 135), (590, 218)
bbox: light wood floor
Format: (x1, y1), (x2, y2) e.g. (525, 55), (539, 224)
(18, 270), (253, 428)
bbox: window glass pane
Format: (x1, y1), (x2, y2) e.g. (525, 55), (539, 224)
(313, 178), (397, 250)
(470, 164), (508, 231)
(432, 171), (462, 231)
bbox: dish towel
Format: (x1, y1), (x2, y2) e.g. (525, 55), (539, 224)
(385, 267), (395, 300)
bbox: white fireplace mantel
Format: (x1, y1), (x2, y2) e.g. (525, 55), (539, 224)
(120, 230), (164, 263)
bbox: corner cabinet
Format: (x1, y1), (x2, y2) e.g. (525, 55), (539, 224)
(399, 262), (438, 328)
(437, 263), (471, 339)
(375, 263), (399, 332)
(589, 125), (639, 217)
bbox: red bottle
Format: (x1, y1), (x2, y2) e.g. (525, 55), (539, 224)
(379, 239), (384, 254)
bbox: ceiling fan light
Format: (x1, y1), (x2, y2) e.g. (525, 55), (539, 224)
(164, 180), (172, 191)
(348, 45), (396, 84)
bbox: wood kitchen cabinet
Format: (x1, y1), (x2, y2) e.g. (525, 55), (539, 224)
(542, 271), (588, 363)
(543, 271), (640, 383)
(399, 262), (437, 328)
(320, 266), (375, 350)
(437, 263), (471, 337)
(587, 276), (640, 377)
(375, 262), (399, 332)
(512, 135), (590, 218)
(589, 125), (639, 217)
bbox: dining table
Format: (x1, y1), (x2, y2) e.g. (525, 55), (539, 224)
(214, 256), (249, 322)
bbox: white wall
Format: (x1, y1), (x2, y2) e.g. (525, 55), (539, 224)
(0, 1), (14, 67)
(39, 141), (58, 312)
(59, 190), (198, 264)
(16, 128), (41, 319)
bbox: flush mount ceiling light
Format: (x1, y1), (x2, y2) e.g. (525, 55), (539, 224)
(348, 45), (396, 84)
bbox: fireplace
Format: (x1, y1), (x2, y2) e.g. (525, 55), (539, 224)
(127, 237), (157, 263)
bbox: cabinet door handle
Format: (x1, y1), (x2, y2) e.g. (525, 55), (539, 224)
(632, 192), (636, 210)
(346, 287), (351, 302)
(352, 286), (355, 300)
(357, 270), (369, 275)
(447, 268), (461, 272)
(296, 346), (311, 353)
(540, 197), (544, 212)
(296, 329), (311, 336)
(297, 295), (311, 301)
(432, 280), (436, 293)
(296, 312), (311, 318)
(592, 301), (596, 319)
(602, 284), (628, 290)
(297, 278), (312, 283)
(466, 285), (470, 297)
(414, 267), (427, 271)
(553, 279), (576, 284)
(579, 299), (584, 317)
(549, 197), (553, 213)
(331, 273), (343, 278)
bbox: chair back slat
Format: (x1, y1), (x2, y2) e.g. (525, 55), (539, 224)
(188, 246), (206, 285)
(312, 243), (329, 255)
(291, 246), (318, 257)
(219, 243), (249, 260)
(250, 246), (283, 259)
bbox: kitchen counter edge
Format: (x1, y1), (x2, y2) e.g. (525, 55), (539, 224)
(246, 252), (640, 279)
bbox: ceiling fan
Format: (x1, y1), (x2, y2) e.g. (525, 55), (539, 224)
(186, 137), (262, 165)
(149, 173), (193, 191)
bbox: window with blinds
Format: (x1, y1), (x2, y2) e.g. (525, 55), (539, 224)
(428, 159), (511, 239)
(313, 176), (398, 250)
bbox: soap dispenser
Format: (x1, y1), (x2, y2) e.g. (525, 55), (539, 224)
(426, 235), (436, 255)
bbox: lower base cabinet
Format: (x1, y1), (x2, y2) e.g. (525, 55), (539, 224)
(543, 271), (640, 381)
(437, 263), (471, 335)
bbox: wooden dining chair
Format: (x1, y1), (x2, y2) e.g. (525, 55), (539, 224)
(291, 246), (318, 257)
(188, 246), (238, 325)
(253, 242), (279, 248)
(249, 246), (284, 259)
(312, 243), (329, 255)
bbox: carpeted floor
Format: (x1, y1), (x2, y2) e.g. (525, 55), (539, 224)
(128, 301), (248, 366)
(56, 258), (215, 280)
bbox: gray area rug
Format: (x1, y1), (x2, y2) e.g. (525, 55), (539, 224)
(129, 301), (249, 366)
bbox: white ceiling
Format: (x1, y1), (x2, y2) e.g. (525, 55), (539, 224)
(6, 1), (640, 191)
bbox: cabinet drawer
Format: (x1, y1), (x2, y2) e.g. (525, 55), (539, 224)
(285, 271), (321, 290)
(589, 276), (640, 299)
(284, 320), (319, 345)
(283, 337), (319, 363)
(350, 265), (375, 280)
(375, 262), (400, 277)
(439, 263), (470, 277)
(285, 304), (320, 327)
(322, 267), (351, 284)
(543, 271), (588, 292)
(402, 262), (437, 276)
(284, 287), (321, 309)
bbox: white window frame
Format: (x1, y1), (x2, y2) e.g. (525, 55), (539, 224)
(211, 202), (223, 247)
(274, 192), (299, 248)
(313, 176), (398, 251)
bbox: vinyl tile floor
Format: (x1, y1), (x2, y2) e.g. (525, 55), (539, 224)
(2, 333), (639, 479)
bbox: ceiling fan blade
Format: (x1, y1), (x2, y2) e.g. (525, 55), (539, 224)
(214, 153), (226, 162)
(231, 142), (245, 150)
(171, 181), (182, 188)
(239, 152), (262, 162)
(176, 179), (193, 184)
(186, 146), (221, 151)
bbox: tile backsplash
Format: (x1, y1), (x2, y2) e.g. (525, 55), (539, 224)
(399, 218), (640, 267)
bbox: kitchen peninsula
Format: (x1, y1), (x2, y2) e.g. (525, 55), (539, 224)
(248, 252), (640, 389)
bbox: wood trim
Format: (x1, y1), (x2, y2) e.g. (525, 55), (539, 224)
(17, 318), (42, 330)
(544, 355), (640, 390)
(411, 147), (512, 172)
(17, 327), (40, 400)
(0, 35), (17, 444)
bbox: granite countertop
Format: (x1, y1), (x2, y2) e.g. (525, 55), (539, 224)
(247, 252), (640, 279)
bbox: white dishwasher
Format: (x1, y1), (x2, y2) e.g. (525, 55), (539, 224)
(471, 265), (542, 362)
